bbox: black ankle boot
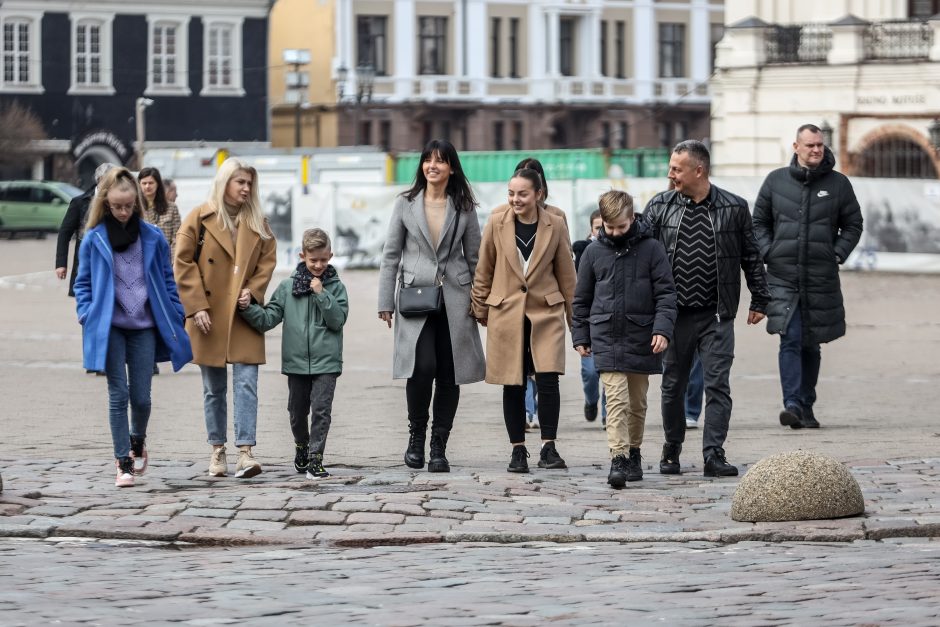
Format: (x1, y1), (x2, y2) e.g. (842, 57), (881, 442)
(427, 434), (450, 472)
(404, 422), (427, 469)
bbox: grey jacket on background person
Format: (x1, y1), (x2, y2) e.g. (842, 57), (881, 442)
(752, 148), (863, 344)
(377, 191), (486, 385)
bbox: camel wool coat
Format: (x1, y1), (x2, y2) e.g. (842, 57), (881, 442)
(471, 206), (577, 386)
(174, 203), (277, 367)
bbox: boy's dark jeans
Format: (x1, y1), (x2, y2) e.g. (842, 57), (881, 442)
(287, 373), (338, 456)
(661, 307), (735, 458)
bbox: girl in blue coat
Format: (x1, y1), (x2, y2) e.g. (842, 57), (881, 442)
(74, 168), (193, 487)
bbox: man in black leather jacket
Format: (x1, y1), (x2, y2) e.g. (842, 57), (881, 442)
(643, 140), (770, 477)
(752, 124), (863, 430)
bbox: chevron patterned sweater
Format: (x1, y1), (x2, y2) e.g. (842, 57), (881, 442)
(673, 204), (717, 308)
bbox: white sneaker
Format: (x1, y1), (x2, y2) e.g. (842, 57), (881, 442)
(209, 446), (227, 477)
(235, 446), (262, 479)
(685, 417), (699, 429)
(526, 414), (540, 432)
(115, 459), (135, 488)
(131, 445), (148, 476)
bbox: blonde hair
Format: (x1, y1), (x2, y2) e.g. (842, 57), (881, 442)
(598, 190), (634, 223)
(85, 167), (146, 231)
(208, 157), (272, 240)
(302, 228), (331, 252)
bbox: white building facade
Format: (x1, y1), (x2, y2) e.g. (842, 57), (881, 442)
(331, 0), (725, 151)
(711, 0), (940, 178)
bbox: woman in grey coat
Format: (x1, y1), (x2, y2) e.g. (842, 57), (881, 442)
(378, 139), (486, 473)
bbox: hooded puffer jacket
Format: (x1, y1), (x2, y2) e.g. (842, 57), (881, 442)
(752, 148), (863, 344)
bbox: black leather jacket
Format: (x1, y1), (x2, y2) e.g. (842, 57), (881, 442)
(642, 184), (769, 320)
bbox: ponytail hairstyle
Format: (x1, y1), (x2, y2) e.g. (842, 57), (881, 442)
(510, 167), (544, 199)
(514, 157), (549, 205)
(137, 166), (169, 215)
(403, 139), (478, 213)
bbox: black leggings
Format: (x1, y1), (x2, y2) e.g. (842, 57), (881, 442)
(405, 304), (459, 438)
(502, 317), (560, 443)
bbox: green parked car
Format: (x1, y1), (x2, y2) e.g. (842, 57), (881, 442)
(0, 180), (84, 237)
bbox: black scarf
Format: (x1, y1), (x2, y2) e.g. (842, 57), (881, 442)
(604, 220), (638, 249)
(292, 262), (316, 297)
(104, 212), (141, 252)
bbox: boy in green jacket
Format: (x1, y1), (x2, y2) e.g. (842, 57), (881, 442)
(239, 228), (349, 479)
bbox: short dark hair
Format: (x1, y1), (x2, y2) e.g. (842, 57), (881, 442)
(797, 124), (822, 140)
(589, 209), (601, 225)
(673, 140), (711, 175)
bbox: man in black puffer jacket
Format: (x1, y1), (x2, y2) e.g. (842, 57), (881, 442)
(753, 124), (863, 430)
(644, 140), (770, 478)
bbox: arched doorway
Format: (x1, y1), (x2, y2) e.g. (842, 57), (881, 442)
(853, 133), (940, 179)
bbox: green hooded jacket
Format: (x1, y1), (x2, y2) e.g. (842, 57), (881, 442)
(240, 265), (348, 375)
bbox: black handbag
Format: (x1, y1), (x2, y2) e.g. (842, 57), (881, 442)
(397, 208), (459, 318)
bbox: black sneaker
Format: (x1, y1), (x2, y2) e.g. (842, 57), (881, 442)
(801, 406), (820, 429)
(626, 447), (643, 482)
(538, 441), (567, 469)
(704, 448), (738, 477)
(507, 445), (530, 473)
(293, 442), (309, 473)
(306, 454), (330, 479)
(584, 403), (598, 422)
(779, 405), (804, 429)
(608, 454), (628, 488)
(659, 442), (682, 475)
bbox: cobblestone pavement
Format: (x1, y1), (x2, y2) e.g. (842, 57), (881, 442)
(2, 537), (939, 625)
(1, 457), (938, 546)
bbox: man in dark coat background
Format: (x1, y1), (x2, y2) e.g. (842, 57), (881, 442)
(55, 162), (115, 296)
(753, 124), (864, 429)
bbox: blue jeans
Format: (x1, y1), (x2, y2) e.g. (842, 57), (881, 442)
(684, 353), (704, 420)
(200, 364), (259, 447)
(524, 377), (537, 417)
(105, 327), (156, 459)
(580, 354), (607, 418)
(779, 307), (821, 410)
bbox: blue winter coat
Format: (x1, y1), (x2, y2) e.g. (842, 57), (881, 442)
(74, 222), (193, 372)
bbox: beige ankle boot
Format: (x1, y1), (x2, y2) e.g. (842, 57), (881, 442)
(235, 445), (262, 479)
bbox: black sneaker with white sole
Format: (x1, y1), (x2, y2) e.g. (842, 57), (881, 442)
(294, 442), (309, 473)
(306, 454), (330, 479)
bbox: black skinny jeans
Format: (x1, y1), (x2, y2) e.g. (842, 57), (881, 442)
(405, 304), (459, 439)
(502, 317), (560, 443)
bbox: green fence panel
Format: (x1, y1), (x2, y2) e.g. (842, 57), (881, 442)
(393, 149), (608, 184)
(610, 148), (670, 179)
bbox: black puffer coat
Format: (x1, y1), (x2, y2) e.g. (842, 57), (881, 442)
(752, 148), (863, 344)
(572, 220), (676, 374)
(643, 185), (769, 320)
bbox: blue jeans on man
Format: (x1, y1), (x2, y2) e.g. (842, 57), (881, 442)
(779, 304), (821, 426)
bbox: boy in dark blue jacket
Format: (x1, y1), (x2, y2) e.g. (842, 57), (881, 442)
(572, 191), (676, 488)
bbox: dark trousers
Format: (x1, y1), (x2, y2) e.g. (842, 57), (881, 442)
(287, 373), (338, 456)
(778, 305), (821, 411)
(661, 307), (735, 457)
(503, 317), (560, 443)
(405, 305), (459, 438)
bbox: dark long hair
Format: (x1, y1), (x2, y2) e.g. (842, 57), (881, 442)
(403, 139), (477, 212)
(514, 157), (549, 202)
(138, 167), (169, 215)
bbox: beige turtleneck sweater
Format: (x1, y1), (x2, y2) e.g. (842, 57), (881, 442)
(424, 197), (446, 247)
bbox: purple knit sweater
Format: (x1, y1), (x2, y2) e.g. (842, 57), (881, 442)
(111, 237), (155, 330)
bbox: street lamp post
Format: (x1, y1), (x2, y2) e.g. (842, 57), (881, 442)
(283, 49), (311, 148)
(135, 97), (154, 169)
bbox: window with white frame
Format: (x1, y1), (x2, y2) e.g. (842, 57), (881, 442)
(147, 17), (190, 95)
(70, 15), (114, 94)
(1, 14), (41, 91)
(203, 18), (243, 95)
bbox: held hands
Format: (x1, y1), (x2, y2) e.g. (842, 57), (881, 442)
(236, 288), (252, 310)
(476, 317), (487, 327)
(651, 334), (668, 354)
(575, 345), (591, 357)
(193, 310), (212, 335)
(310, 277), (323, 294)
(55, 267), (67, 280)
(379, 311), (393, 328)
(747, 310), (766, 325)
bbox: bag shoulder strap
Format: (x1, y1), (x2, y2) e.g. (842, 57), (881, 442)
(193, 221), (207, 263)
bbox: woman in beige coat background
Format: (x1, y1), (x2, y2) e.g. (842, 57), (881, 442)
(472, 168), (576, 474)
(175, 158), (277, 479)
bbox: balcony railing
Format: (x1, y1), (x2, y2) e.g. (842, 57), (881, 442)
(863, 20), (933, 60)
(765, 24), (832, 64)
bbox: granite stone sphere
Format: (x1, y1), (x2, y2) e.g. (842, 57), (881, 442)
(731, 451), (865, 522)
